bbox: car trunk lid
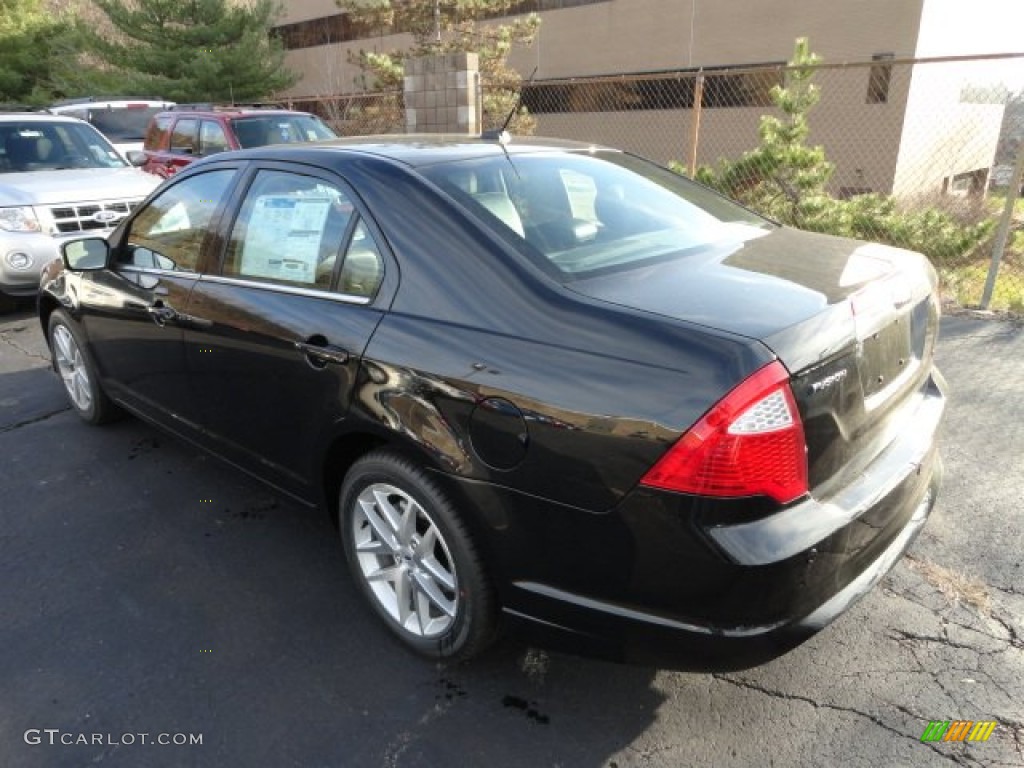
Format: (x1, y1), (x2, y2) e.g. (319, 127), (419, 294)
(567, 226), (941, 495)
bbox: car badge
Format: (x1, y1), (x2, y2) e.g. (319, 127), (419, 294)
(809, 368), (849, 394)
(92, 210), (123, 224)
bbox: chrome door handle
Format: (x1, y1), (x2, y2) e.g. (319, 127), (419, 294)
(146, 303), (178, 326)
(294, 341), (350, 366)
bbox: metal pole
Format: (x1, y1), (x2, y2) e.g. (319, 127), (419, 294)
(980, 141), (1024, 309)
(688, 72), (704, 177)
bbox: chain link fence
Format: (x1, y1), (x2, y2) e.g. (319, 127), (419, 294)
(284, 54), (1024, 312)
(515, 54), (1024, 312)
(286, 91), (406, 136)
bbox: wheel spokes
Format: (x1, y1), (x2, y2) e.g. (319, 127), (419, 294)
(366, 563), (402, 584)
(352, 482), (461, 639)
(418, 554), (456, 593)
(394, 565), (413, 627)
(73, 367), (92, 409)
(359, 496), (399, 553)
(53, 327), (74, 365)
(411, 568), (456, 618)
(52, 327), (91, 411)
(372, 488), (403, 533)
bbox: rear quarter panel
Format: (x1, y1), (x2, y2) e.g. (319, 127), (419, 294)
(344, 155), (773, 511)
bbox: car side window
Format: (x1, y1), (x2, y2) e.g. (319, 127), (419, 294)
(121, 170), (235, 272)
(337, 220), (384, 298)
(199, 120), (229, 155)
(223, 169), (382, 297)
(170, 118), (197, 154)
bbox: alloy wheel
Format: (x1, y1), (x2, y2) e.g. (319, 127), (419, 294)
(52, 324), (93, 413)
(351, 482), (459, 637)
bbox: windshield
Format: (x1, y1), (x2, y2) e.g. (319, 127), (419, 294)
(87, 107), (165, 142)
(422, 151), (771, 279)
(0, 121), (127, 172)
(231, 115), (337, 148)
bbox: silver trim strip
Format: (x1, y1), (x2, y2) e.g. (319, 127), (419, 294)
(512, 582), (787, 637)
(197, 274), (373, 305)
(115, 266), (374, 306)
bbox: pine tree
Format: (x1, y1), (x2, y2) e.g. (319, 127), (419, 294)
(338, 0), (540, 133)
(0, 0), (67, 104)
(677, 38), (993, 266)
(66, 0), (297, 103)
(692, 37), (834, 227)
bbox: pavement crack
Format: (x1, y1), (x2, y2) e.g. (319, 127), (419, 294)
(713, 674), (985, 767)
(887, 628), (996, 655)
(987, 584), (1021, 597)
(0, 329), (50, 364)
(986, 609), (1024, 651)
(888, 587), (1022, 651)
(0, 406), (71, 434)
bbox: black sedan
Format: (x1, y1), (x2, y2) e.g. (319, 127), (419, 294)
(38, 136), (946, 670)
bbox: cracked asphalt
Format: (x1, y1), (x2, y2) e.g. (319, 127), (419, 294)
(1, 305), (1021, 768)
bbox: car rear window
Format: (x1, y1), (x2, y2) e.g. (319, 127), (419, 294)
(87, 106), (166, 142)
(422, 151), (772, 279)
(231, 115), (336, 148)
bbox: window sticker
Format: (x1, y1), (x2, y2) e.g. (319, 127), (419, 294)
(240, 195), (331, 284)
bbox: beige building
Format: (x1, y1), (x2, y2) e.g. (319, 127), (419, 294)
(274, 0), (1024, 197)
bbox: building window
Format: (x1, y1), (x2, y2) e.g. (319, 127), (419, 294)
(943, 169), (988, 196)
(866, 53), (894, 104)
(273, 13), (379, 50)
(520, 65), (783, 115)
(839, 186), (873, 199)
(274, 0), (610, 50)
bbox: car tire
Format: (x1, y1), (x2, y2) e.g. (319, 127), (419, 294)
(339, 450), (498, 661)
(48, 310), (118, 425)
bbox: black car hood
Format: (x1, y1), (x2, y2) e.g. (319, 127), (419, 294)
(566, 226), (936, 373)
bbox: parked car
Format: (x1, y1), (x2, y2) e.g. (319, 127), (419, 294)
(48, 98), (175, 159)
(131, 105), (336, 179)
(38, 136), (946, 670)
(0, 112), (161, 310)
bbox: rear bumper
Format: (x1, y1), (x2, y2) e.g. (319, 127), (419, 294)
(504, 459), (939, 670)
(452, 368), (946, 670)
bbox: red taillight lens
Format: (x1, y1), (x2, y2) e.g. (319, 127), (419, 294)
(640, 361), (808, 504)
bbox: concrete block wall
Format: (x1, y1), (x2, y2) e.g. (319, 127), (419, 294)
(404, 52), (480, 134)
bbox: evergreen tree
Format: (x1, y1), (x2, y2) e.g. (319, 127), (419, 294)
(0, 0), (67, 104)
(67, 0), (297, 103)
(337, 0), (540, 133)
(677, 38), (994, 267)
(691, 37), (834, 227)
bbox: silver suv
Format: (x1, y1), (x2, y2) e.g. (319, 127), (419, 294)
(1, 113), (160, 309)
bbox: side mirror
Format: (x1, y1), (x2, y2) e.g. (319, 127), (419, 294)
(125, 150), (147, 167)
(62, 238), (110, 271)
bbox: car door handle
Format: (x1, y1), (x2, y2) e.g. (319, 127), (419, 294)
(146, 302), (178, 326)
(294, 341), (350, 366)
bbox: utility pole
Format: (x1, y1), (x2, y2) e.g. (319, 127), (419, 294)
(981, 141), (1024, 308)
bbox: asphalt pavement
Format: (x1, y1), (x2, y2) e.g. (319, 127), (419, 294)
(1, 305), (1021, 768)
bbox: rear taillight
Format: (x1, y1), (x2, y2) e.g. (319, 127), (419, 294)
(640, 360), (808, 504)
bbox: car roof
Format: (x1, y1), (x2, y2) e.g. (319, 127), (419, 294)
(161, 108), (315, 119)
(50, 100), (173, 110)
(0, 112), (88, 123)
(210, 134), (617, 168)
